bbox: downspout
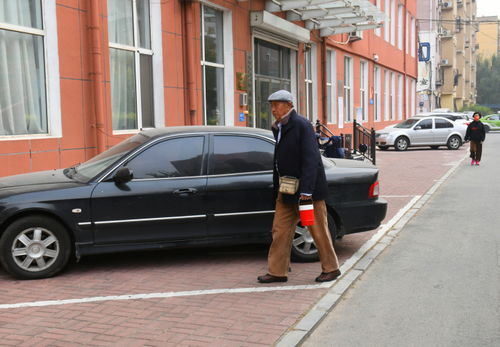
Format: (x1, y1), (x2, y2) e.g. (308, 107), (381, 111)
(183, 0), (198, 125)
(321, 38), (327, 125)
(403, 0), (407, 117)
(89, 0), (107, 153)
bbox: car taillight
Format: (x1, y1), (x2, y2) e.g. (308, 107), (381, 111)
(369, 181), (379, 198)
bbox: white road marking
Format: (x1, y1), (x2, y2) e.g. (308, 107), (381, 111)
(0, 192), (439, 311)
(381, 195), (417, 198)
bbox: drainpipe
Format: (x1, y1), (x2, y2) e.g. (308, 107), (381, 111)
(321, 39), (327, 125)
(89, 0), (106, 153)
(183, 0), (198, 125)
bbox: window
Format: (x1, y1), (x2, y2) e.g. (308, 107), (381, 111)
(360, 61), (368, 122)
(375, 0), (382, 36)
(406, 13), (409, 54)
(384, 0), (390, 42)
(374, 66), (381, 122)
(326, 50), (337, 124)
(211, 136), (274, 174)
(344, 56), (353, 122)
(126, 137), (205, 179)
(0, 0), (60, 137)
(391, 72), (395, 120)
(417, 119), (432, 129)
(108, 0), (156, 131)
(411, 16), (416, 57)
(384, 70), (390, 121)
(304, 44), (317, 121)
(435, 119), (453, 128)
(406, 77), (410, 118)
(397, 74), (403, 119)
(201, 5), (226, 126)
(397, 4), (403, 50)
(390, 0), (396, 45)
(411, 79), (416, 116)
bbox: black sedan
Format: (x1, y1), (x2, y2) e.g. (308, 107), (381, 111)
(0, 126), (387, 279)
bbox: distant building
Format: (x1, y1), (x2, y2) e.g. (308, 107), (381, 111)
(477, 16), (499, 58)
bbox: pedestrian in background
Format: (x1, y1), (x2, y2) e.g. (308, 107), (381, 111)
(257, 90), (341, 284)
(465, 112), (486, 166)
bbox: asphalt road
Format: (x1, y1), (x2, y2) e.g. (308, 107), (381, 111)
(303, 133), (500, 346)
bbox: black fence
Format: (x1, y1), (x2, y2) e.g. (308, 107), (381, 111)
(315, 120), (376, 165)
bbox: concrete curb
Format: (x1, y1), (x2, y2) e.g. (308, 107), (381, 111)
(274, 153), (468, 347)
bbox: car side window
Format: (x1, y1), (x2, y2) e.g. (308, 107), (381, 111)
(491, 115), (500, 120)
(125, 137), (205, 179)
(211, 135), (274, 174)
(417, 119), (433, 129)
(435, 119), (453, 128)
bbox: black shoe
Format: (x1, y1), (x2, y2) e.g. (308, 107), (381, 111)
(257, 273), (288, 283)
(315, 269), (341, 282)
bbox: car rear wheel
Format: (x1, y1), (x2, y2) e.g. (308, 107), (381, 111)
(378, 146), (389, 150)
(394, 136), (409, 151)
(447, 135), (461, 150)
(291, 213), (337, 262)
(430, 146), (439, 150)
(0, 216), (71, 280)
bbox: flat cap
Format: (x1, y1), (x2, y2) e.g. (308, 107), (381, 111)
(267, 90), (294, 104)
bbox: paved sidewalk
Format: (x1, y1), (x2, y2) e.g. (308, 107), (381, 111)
(301, 135), (500, 346)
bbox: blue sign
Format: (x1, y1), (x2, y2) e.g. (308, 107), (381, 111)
(419, 42), (431, 62)
(239, 112), (245, 122)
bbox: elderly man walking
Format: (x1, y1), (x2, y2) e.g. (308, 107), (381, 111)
(257, 90), (341, 284)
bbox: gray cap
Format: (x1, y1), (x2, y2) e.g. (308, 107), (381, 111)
(267, 90), (294, 104)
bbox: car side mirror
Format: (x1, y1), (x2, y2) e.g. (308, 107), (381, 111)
(113, 167), (133, 184)
(414, 126), (422, 130)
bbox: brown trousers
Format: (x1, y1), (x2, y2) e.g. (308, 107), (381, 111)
(470, 141), (483, 161)
(267, 194), (340, 277)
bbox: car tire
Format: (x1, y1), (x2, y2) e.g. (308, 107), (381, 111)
(0, 215), (72, 280)
(430, 146), (439, 150)
(394, 136), (409, 151)
(446, 135), (462, 150)
(291, 213), (337, 262)
(378, 146), (389, 150)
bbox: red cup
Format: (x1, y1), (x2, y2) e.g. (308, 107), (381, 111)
(299, 201), (315, 226)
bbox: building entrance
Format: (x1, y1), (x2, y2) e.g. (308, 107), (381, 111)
(254, 39), (292, 129)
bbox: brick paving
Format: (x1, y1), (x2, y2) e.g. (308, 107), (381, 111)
(0, 146), (468, 346)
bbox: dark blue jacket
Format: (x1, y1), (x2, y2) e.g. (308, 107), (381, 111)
(272, 109), (328, 204)
(465, 120), (486, 142)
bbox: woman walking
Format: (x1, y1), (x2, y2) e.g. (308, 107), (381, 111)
(465, 112), (486, 165)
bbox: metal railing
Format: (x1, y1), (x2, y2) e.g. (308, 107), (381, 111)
(352, 120), (376, 165)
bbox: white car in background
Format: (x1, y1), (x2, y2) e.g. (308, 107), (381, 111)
(376, 116), (466, 151)
(415, 112), (470, 126)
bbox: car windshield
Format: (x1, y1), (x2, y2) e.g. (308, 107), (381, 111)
(65, 133), (150, 181)
(394, 119), (420, 128)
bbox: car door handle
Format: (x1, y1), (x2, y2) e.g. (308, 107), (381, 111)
(173, 188), (198, 196)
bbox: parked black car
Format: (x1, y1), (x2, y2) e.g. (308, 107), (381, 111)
(0, 127), (387, 279)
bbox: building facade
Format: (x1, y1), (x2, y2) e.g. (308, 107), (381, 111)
(477, 16), (499, 59)
(0, 0), (418, 177)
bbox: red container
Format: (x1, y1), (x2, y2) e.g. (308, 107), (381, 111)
(299, 201), (315, 226)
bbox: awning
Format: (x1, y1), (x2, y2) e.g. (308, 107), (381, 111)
(264, 0), (386, 37)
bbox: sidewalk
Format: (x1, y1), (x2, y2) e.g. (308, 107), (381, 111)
(299, 135), (500, 346)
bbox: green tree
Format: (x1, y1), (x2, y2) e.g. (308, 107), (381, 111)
(476, 55), (500, 106)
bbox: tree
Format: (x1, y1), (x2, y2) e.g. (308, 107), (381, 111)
(476, 55), (500, 106)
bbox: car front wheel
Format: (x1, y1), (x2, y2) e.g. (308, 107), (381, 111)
(394, 136), (409, 151)
(378, 145), (389, 150)
(0, 216), (71, 280)
(291, 213), (337, 262)
(447, 135), (462, 150)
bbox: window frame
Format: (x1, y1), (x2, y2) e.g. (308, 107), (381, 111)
(384, 69), (390, 121)
(397, 74), (403, 119)
(108, 0), (164, 133)
(360, 60), (368, 123)
(397, 3), (403, 50)
(326, 49), (337, 124)
(304, 44), (318, 121)
(344, 56), (353, 123)
(0, 0), (61, 140)
(374, 66), (381, 122)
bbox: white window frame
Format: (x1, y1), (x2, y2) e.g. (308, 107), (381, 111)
(384, 69), (390, 121)
(360, 61), (368, 123)
(326, 49), (337, 124)
(384, 0), (390, 42)
(411, 16), (416, 57)
(397, 3), (403, 50)
(406, 77), (410, 118)
(0, 0), (61, 140)
(374, 66), (381, 122)
(200, 2), (234, 126)
(109, 0), (164, 133)
(390, 0), (396, 46)
(344, 56), (353, 122)
(397, 74), (403, 119)
(391, 72), (396, 120)
(406, 12), (409, 54)
(411, 79), (416, 117)
(375, 0), (381, 37)
(304, 44), (318, 121)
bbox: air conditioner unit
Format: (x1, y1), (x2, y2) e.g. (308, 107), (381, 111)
(442, 1), (452, 8)
(441, 59), (449, 65)
(349, 31), (362, 42)
(435, 80), (443, 87)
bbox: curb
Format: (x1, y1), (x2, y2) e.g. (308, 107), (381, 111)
(274, 153), (468, 347)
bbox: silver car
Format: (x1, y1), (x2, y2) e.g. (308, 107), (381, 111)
(375, 116), (466, 151)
